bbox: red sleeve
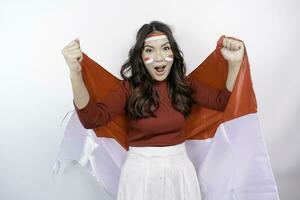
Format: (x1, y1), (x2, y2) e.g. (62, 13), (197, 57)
(189, 77), (231, 112)
(73, 80), (130, 129)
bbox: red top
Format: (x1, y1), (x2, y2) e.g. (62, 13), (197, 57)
(74, 78), (231, 147)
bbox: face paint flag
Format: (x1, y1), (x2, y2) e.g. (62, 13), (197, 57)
(143, 56), (154, 64)
(144, 53), (173, 64)
(53, 35), (279, 200)
(165, 54), (173, 62)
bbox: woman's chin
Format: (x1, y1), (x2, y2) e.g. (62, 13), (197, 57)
(153, 76), (167, 82)
(152, 72), (169, 82)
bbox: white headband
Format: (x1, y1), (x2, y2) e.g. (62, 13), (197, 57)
(144, 35), (168, 42)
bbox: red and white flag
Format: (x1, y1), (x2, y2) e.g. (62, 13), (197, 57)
(53, 36), (279, 200)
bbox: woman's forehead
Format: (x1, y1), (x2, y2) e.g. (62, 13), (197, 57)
(144, 37), (170, 47)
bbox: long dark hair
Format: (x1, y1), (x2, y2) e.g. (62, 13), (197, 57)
(120, 21), (193, 120)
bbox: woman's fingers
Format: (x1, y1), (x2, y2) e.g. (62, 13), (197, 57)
(63, 49), (81, 59)
(67, 45), (80, 51)
(61, 38), (83, 72)
(62, 39), (81, 57)
(223, 37), (243, 51)
(223, 38), (229, 49)
(75, 38), (80, 45)
(66, 39), (78, 48)
(68, 48), (82, 55)
(63, 39), (80, 54)
(69, 52), (82, 60)
(230, 41), (237, 50)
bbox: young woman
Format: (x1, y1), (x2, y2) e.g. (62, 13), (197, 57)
(62, 21), (244, 200)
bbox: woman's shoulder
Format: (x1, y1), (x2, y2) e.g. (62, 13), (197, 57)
(120, 79), (130, 89)
(117, 79), (132, 98)
(184, 75), (196, 87)
(185, 75), (196, 82)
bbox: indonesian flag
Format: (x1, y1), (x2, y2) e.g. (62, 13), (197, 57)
(53, 36), (279, 200)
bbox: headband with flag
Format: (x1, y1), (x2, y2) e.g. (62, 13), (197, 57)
(53, 35), (279, 200)
(144, 31), (168, 42)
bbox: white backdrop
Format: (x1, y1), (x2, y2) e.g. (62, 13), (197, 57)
(0, 0), (299, 199)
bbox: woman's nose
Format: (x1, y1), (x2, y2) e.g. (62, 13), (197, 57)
(155, 50), (164, 62)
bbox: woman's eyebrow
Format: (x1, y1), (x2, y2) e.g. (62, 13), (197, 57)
(144, 42), (170, 48)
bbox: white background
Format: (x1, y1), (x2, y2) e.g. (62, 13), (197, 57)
(0, 0), (299, 199)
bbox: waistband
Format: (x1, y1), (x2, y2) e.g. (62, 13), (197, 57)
(128, 142), (186, 157)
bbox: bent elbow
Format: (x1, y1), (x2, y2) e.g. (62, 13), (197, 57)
(215, 100), (229, 112)
(217, 90), (231, 112)
(78, 118), (100, 129)
(218, 105), (227, 112)
(82, 123), (97, 129)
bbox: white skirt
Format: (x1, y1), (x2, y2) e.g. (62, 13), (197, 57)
(116, 142), (202, 200)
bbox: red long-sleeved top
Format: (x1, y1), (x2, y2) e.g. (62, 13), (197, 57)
(74, 78), (231, 147)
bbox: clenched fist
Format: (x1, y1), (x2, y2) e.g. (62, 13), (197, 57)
(62, 38), (83, 72)
(220, 37), (244, 64)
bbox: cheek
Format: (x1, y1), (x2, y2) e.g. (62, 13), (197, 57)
(142, 56), (153, 72)
(144, 64), (154, 76)
(143, 56), (154, 65)
(165, 54), (174, 62)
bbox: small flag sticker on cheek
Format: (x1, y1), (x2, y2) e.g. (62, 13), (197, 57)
(144, 57), (154, 64)
(165, 55), (174, 62)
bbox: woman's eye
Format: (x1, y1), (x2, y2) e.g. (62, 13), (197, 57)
(145, 49), (152, 53)
(164, 46), (170, 51)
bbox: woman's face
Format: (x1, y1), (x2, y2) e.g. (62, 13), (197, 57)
(141, 34), (174, 81)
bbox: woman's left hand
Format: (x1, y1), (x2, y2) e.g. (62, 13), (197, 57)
(220, 37), (245, 64)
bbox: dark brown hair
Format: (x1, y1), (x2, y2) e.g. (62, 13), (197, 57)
(120, 21), (193, 120)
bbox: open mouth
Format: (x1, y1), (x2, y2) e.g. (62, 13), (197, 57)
(154, 65), (166, 73)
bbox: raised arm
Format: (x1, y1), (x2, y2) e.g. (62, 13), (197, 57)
(62, 38), (90, 109)
(188, 36), (245, 111)
(62, 38), (129, 129)
(221, 37), (245, 91)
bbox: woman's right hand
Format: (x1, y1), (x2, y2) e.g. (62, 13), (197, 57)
(62, 38), (83, 72)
